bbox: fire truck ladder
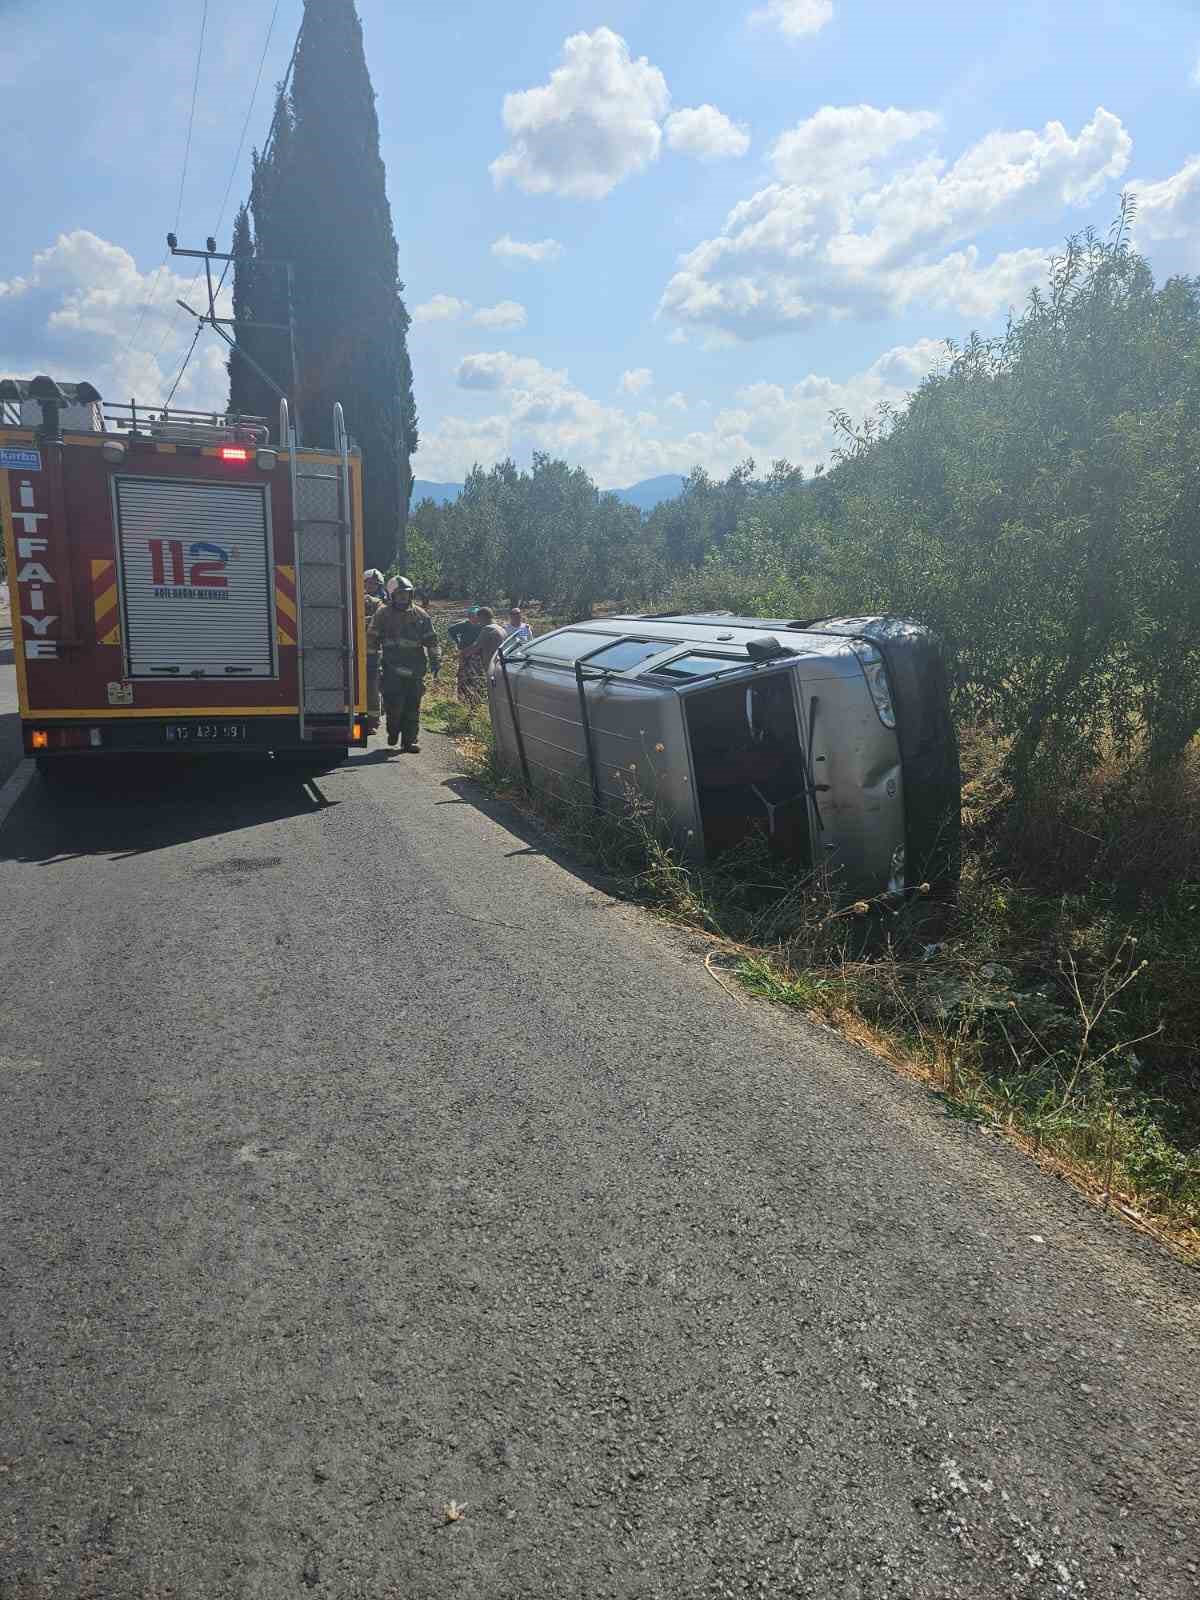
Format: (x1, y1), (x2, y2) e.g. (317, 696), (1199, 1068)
(282, 399), (355, 741)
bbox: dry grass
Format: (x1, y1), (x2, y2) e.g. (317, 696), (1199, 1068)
(723, 734), (1200, 1261)
(963, 728), (1200, 897)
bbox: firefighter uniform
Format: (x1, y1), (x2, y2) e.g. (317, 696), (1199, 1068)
(367, 601), (441, 749)
(363, 590), (386, 725)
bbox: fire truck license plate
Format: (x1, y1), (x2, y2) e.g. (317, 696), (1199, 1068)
(164, 723), (247, 743)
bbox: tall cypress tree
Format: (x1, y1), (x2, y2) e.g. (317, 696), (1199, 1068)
(227, 203), (277, 421)
(229, 0), (417, 569)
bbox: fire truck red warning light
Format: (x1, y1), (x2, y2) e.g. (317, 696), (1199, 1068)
(219, 446), (250, 462)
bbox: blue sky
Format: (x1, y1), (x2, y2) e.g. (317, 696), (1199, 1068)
(2, 0), (1198, 486)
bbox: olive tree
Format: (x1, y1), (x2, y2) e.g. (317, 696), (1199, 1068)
(820, 204), (1200, 788)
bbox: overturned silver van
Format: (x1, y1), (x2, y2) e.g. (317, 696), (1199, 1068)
(486, 613), (961, 898)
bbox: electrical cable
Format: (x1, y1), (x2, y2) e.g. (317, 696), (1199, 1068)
(159, 216), (240, 407)
(258, 19), (303, 171)
(212, 0), (283, 240)
(124, 0), (210, 375)
(120, 248), (169, 365)
(156, 6), (304, 408)
(155, 8), (301, 378)
(162, 322), (204, 410)
(175, 0), (210, 234)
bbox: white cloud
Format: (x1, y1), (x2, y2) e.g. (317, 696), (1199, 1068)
(491, 234), (564, 264)
(456, 351), (565, 392)
(660, 105), (1131, 338)
(413, 293), (470, 324)
(751, 0), (834, 40)
(473, 300), (528, 329)
(414, 413), (513, 478)
(1191, 53), (1200, 88)
(490, 27), (670, 199)
(666, 105), (751, 162)
(1129, 156), (1200, 271)
(771, 105), (938, 185)
(414, 295), (529, 330)
(666, 391), (688, 411)
(667, 328), (689, 345)
(0, 229), (230, 412)
(417, 335), (948, 487)
(894, 245), (1052, 316)
(618, 367), (653, 395)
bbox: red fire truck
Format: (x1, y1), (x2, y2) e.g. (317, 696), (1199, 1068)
(0, 378), (368, 776)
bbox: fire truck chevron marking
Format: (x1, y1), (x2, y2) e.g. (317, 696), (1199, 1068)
(275, 564), (297, 646)
(91, 559), (122, 646)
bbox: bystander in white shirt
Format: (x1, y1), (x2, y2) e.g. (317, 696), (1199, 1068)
(505, 607), (533, 643)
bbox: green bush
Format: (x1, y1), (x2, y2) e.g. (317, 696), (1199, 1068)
(817, 202), (1200, 789)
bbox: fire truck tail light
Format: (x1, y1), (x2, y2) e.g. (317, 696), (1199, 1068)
(30, 727), (98, 753)
(220, 446), (250, 462)
(256, 448), (278, 472)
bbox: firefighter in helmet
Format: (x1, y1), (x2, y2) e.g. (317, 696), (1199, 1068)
(362, 568), (388, 732)
(367, 575), (440, 751)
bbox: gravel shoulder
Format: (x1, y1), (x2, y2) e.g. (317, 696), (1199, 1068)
(0, 738), (1196, 1598)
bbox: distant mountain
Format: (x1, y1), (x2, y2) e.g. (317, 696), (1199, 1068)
(411, 473), (686, 512)
(611, 474), (686, 511)
(412, 480), (462, 506)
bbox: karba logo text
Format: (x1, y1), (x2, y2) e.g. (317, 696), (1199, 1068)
(149, 538), (237, 600)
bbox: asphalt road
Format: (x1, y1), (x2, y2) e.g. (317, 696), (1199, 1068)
(0, 629), (22, 787)
(0, 727), (1196, 1599)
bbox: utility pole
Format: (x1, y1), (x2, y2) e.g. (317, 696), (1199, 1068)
(167, 234), (302, 443)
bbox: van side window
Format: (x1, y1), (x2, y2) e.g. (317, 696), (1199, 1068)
(646, 652), (744, 681)
(583, 639), (672, 672)
(524, 629), (616, 663)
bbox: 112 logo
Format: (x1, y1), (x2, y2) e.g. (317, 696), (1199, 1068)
(149, 538), (231, 588)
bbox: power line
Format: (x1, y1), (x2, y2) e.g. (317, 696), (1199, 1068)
(125, 0), (212, 373)
(122, 0), (214, 368)
(212, 0), (283, 239)
(120, 249), (169, 365)
(159, 250), (240, 409)
(158, 10), (304, 406)
(257, 19), (303, 173)
(175, 0), (210, 234)
(162, 321), (204, 409)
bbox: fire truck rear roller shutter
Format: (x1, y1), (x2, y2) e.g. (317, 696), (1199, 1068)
(114, 477), (276, 680)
